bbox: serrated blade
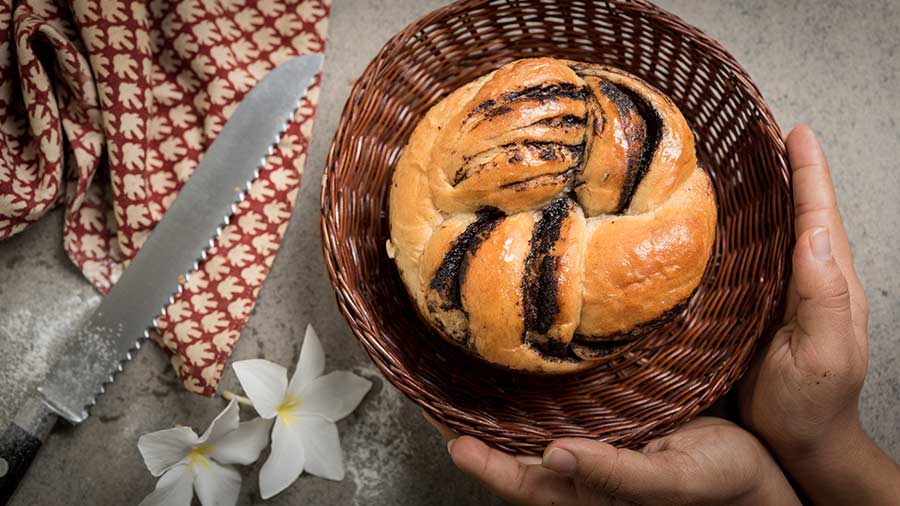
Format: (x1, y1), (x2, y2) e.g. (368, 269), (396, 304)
(38, 53), (323, 424)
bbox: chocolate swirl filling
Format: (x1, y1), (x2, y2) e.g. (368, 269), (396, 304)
(429, 207), (505, 310)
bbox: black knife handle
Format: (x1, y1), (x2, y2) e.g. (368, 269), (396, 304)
(0, 397), (56, 505)
(0, 424), (42, 505)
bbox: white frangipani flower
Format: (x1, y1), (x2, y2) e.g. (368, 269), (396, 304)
(233, 325), (372, 499)
(137, 400), (270, 506)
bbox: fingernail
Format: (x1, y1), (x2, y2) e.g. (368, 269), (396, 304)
(542, 447), (577, 475)
(810, 227), (831, 261)
(446, 438), (456, 454)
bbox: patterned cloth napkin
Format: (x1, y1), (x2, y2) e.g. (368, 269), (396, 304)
(0, 0), (331, 395)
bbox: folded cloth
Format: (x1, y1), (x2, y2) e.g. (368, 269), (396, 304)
(0, 0), (331, 395)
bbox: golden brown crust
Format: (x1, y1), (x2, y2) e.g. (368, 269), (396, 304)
(579, 169), (716, 338)
(388, 57), (717, 373)
(428, 58), (588, 215)
(576, 77), (647, 216)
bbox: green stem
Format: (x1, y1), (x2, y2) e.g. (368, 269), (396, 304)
(221, 390), (254, 407)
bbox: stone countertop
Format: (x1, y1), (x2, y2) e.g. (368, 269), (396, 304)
(1, 1), (897, 504)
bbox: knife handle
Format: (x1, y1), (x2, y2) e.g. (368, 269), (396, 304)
(0, 397), (56, 505)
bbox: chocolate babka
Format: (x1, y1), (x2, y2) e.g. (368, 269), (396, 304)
(388, 57), (716, 373)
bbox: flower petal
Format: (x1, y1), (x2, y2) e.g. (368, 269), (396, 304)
(232, 359), (288, 419)
(288, 325), (324, 394)
(259, 418), (306, 499)
(210, 417), (272, 465)
(138, 463), (193, 506)
(298, 415), (345, 481)
(198, 400), (240, 445)
(298, 371), (372, 421)
(138, 427), (199, 477)
(193, 459), (241, 506)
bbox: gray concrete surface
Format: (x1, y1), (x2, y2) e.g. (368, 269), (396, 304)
(1, 1), (898, 504)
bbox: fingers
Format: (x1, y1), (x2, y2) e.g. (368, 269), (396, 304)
(788, 125), (838, 231)
(791, 226), (858, 363)
(423, 413), (540, 465)
(786, 126), (867, 328)
(449, 436), (577, 505)
(542, 438), (684, 505)
(787, 125), (845, 250)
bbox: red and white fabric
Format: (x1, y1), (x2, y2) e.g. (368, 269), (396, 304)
(0, 0), (331, 395)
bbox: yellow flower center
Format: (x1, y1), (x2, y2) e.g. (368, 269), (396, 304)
(188, 445), (212, 469)
(276, 395), (302, 424)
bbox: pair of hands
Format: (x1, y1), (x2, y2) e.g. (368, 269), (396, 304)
(426, 126), (899, 505)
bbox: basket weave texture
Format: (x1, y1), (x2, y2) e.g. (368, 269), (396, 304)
(321, 0), (792, 453)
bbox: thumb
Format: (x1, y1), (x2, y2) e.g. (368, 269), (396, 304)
(791, 226), (854, 352)
(542, 438), (687, 504)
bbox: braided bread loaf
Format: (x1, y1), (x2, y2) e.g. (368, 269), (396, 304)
(388, 57), (716, 373)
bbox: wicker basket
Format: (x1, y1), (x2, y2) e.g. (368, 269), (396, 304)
(321, 0), (792, 454)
